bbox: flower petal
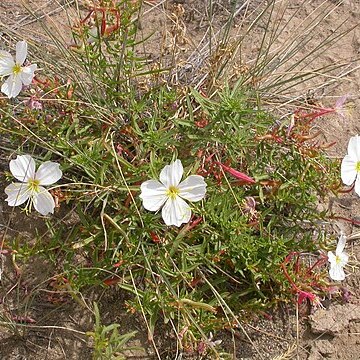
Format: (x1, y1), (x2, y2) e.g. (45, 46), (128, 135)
(4, 182), (30, 206)
(329, 264), (346, 281)
(20, 64), (37, 86)
(338, 252), (349, 267)
(35, 161), (62, 185)
(354, 176), (360, 197)
(9, 154), (36, 182)
(1, 74), (23, 98)
(0, 51), (14, 76)
(340, 154), (357, 186)
(347, 135), (360, 159)
(336, 233), (347, 255)
(159, 159), (183, 188)
(140, 180), (167, 211)
(327, 251), (336, 265)
(178, 175), (207, 202)
(0, 50), (12, 62)
(16, 41), (28, 65)
(161, 196), (191, 227)
(33, 186), (55, 215)
(335, 94), (348, 109)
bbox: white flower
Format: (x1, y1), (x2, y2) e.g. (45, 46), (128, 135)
(5, 155), (62, 216)
(0, 41), (37, 98)
(328, 234), (349, 281)
(207, 332), (222, 347)
(341, 135), (360, 196)
(139, 160), (207, 227)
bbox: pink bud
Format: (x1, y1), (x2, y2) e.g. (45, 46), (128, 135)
(217, 162), (255, 184)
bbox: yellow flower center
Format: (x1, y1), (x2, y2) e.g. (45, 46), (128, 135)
(13, 64), (22, 75)
(356, 161), (360, 172)
(166, 185), (179, 199)
(28, 179), (40, 193)
(335, 255), (341, 264)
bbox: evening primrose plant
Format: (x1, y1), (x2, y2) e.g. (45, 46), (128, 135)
(5, 154), (62, 215)
(139, 159), (207, 227)
(0, 40), (37, 98)
(0, 0), (356, 358)
(341, 135), (360, 195)
(0, 73), (343, 355)
(328, 233), (349, 281)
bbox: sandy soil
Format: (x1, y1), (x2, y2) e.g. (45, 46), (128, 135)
(0, 1), (359, 359)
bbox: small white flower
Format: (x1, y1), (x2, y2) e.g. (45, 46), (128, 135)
(139, 160), (207, 227)
(341, 135), (360, 196)
(328, 233), (349, 281)
(0, 41), (37, 98)
(207, 332), (222, 347)
(198, 332), (222, 355)
(5, 155), (62, 216)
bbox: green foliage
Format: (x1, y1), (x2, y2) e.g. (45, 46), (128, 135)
(0, 72), (339, 348)
(0, 0), (347, 356)
(87, 303), (139, 359)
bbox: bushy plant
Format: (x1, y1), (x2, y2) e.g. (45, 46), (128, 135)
(0, 0), (354, 357)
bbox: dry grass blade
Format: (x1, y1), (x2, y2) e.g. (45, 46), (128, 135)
(177, 0), (358, 103)
(242, 0), (359, 95)
(271, 342), (297, 360)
